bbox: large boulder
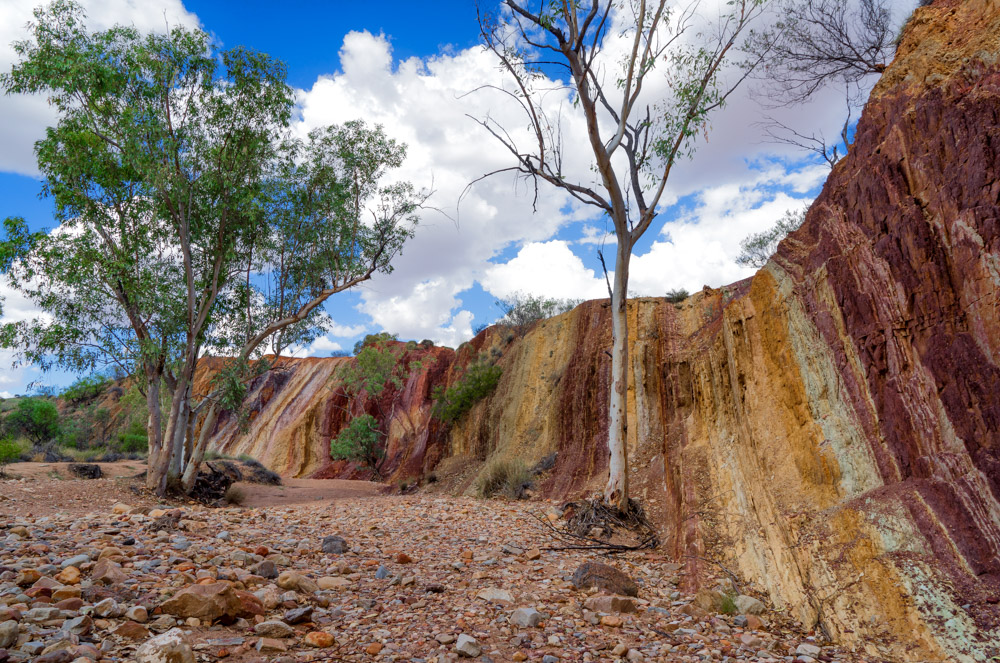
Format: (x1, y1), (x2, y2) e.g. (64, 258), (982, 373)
(159, 583), (243, 623)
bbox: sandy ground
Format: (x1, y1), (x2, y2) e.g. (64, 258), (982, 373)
(0, 461), (382, 518)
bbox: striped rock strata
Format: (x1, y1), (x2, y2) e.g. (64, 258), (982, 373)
(203, 1), (1000, 659)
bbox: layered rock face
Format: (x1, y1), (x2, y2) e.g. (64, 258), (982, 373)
(204, 1), (1000, 659)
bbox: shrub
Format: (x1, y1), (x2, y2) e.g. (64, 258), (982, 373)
(3, 398), (60, 446)
(475, 457), (532, 499)
(330, 414), (385, 477)
(665, 288), (689, 304)
(61, 375), (112, 404)
(719, 593), (738, 615)
(353, 332), (398, 356)
(495, 292), (580, 336)
(736, 207), (806, 268)
(432, 359), (502, 424)
(223, 484), (246, 505)
(238, 453), (262, 467)
(117, 420), (148, 454)
(0, 436), (21, 471)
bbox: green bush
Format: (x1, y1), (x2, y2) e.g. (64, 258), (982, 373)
(117, 420), (148, 454)
(432, 359), (502, 424)
(330, 414), (385, 477)
(495, 292), (580, 336)
(3, 398), (60, 445)
(475, 457), (532, 499)
(0, 436), (22, 467)
(719, 593), (738, 615)
(665, 288), (689, 304)
(60, 375), (112, 404)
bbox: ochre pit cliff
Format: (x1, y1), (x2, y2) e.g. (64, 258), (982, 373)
(196, 2), (1000, 660)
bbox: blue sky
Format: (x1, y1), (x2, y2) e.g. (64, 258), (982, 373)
(0, 0), (893, 396)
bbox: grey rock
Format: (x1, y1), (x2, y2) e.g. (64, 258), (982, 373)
(509, 607), (542, 628)
(734, 594), (766, 615)
(455, 634), (481, 658)
(62, 615), (93, 636)
(251, 560), (278, 579)
(60, 554), (89, 569)
(23, 607), (62, 623)
(542, 656), (559, 663)
(375, 564), (390, 579)
(796, 643), (822, 657)
(92, 598), (122, 618)
(321, 536), (347, 554)
(283, 606), (313, 625)
(0, 620), (18, 648)
(254, 620), (295, 638)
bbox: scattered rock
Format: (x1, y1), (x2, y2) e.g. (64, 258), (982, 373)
(254, 620), (295, 638)
(796, 643), (822, 657)
(91, 559), (127, 585)
(250, 560), (278, 579)
(283, 606), (313, 624)
(114, 621), (151, 640)
(321, 535), (347, 554)
(455, 634), (481, 657)
(317, 576), (350, 590)
(735, 594), (766, 615)
(510, 607), (543, 628)
(160, 583), (243, 622)
(303, 631), (334, 648)
(693, 589), (727, 613)
(476, 587), (514, 603)
(0, 621), (17, 649)
(135, 628), (195, 663)
(584, 595), (637, 613)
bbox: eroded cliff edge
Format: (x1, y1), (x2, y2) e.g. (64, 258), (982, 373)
(205, 1), (1000, 659)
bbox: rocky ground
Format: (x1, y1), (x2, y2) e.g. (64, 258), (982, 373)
(0, 471), (873, 663)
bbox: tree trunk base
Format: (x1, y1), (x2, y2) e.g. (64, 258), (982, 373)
(561, 496), (658, 547)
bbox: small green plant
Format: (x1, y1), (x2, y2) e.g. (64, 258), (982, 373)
(665, 288), (689, 304)
(719, 593), (738, 615)
(432, 357), (502, 424)
(330, 414), (385, 478)
(475, 457), (532, 499)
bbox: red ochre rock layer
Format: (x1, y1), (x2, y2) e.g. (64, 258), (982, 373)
(201, 2), (1000, 660)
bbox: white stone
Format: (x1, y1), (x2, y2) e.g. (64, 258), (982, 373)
(135, 628), (195, 663)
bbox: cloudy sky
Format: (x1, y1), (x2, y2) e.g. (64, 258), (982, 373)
(0, 0), (915, 396)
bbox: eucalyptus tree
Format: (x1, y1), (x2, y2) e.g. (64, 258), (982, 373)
(0, 1), (419, 495)
(475, 0), (769, 510)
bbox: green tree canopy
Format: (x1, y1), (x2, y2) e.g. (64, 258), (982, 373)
(3, 398), (60, 446)
(0, 1), (420, 494)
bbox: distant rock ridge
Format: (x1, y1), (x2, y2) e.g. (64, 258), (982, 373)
(197, 1), (1000, 659)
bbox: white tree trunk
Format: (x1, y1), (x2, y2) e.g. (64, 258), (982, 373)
(180, 403), (219, 493)
(604, 244), (631, 511)
(145, 375), (167, 493)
